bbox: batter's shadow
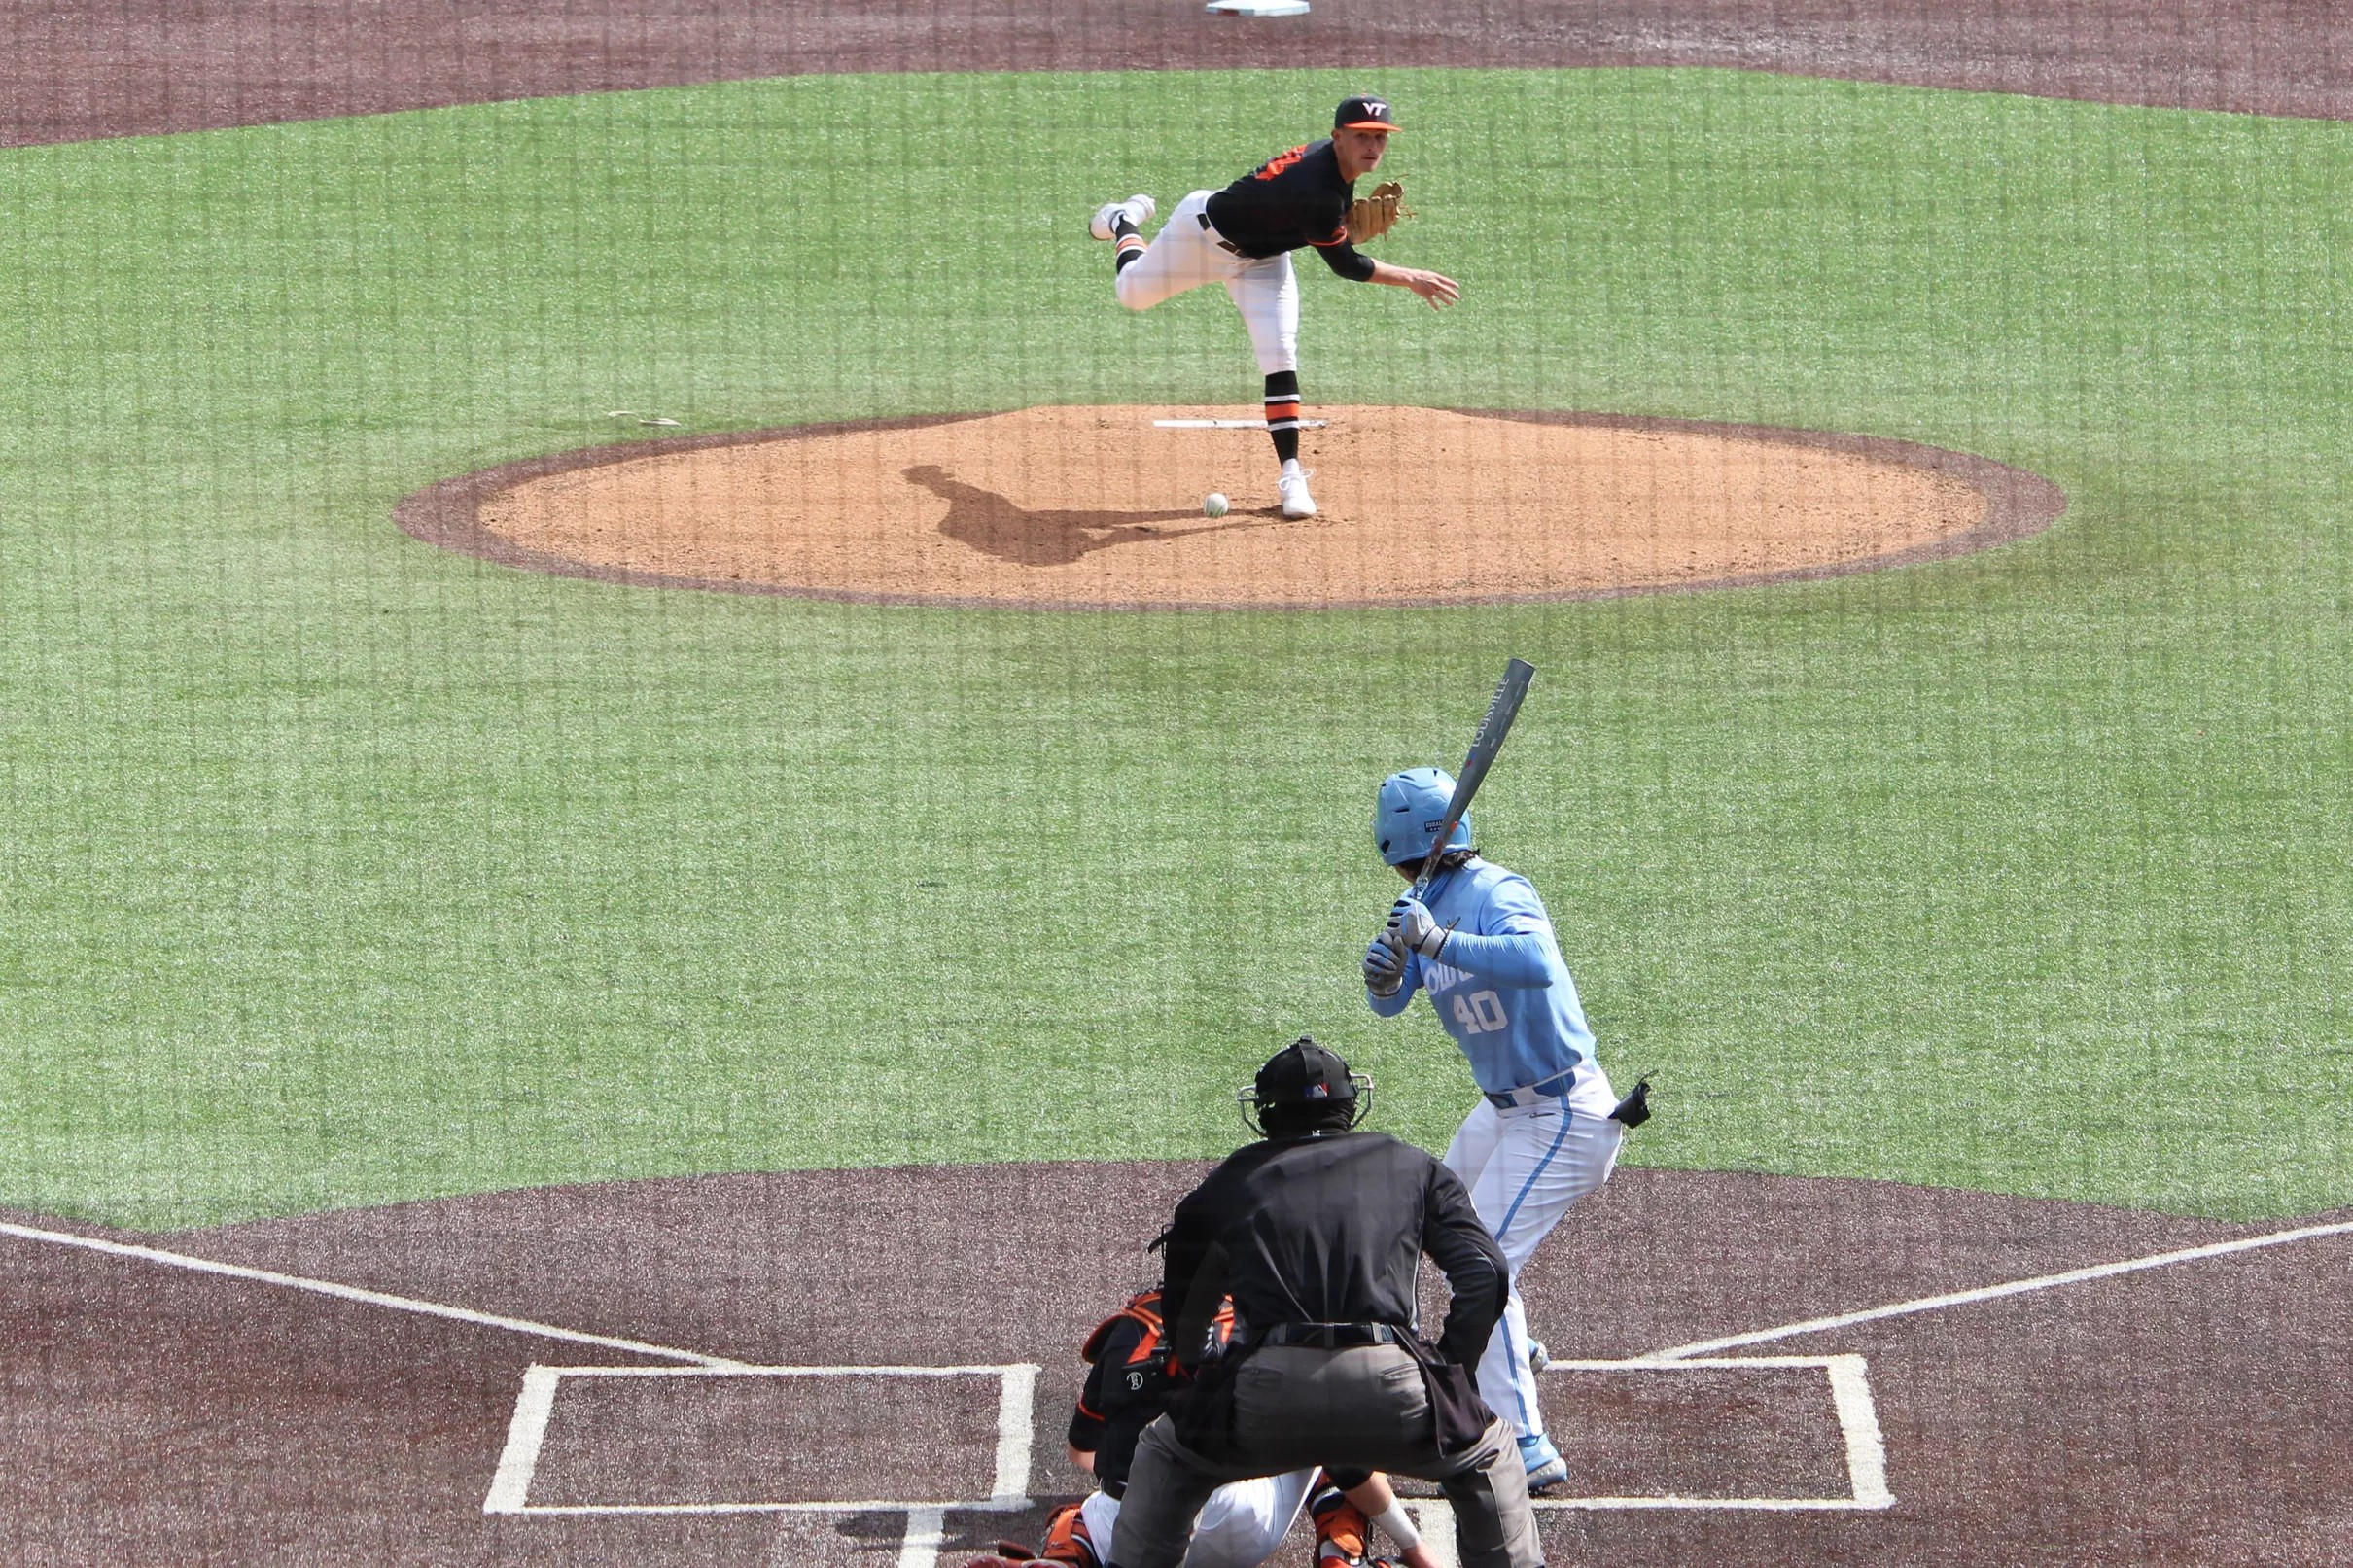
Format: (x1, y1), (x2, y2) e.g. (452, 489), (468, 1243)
(904, 464), (1287, 569)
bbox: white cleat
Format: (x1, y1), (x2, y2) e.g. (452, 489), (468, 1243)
(1519, 1432), (1569, 1491)
(1279, 467), (1317, 519)
(1089, 193), (1157, 241)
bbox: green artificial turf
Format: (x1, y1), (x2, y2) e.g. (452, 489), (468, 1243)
(1, 68), (2348, 1228)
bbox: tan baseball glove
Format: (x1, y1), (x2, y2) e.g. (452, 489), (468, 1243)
(1347, 180), (1411, 245)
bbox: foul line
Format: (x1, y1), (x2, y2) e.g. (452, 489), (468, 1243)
(1645, 1214), (2353, 1362)
(0, 1218), (745, 1369)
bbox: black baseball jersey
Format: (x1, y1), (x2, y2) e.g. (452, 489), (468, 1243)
(1158, 1129), (1508, 1370)
(1067, 1290), (1231, 1498)
(1204, 139), (1379, 283)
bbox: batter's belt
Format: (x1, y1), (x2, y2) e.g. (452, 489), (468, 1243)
(1482, 1068), (1578, 1109)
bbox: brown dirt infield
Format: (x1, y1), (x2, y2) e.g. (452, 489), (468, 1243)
(396, 407), (2063, 610)
(5, 1165), (2348, 1567)
(10, 1), (2353, 149)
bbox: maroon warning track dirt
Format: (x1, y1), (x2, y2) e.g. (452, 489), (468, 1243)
(9, 0), (2353, 148)
(4, 1166), (2348, 1568)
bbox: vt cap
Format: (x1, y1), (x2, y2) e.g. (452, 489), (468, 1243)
(1335, 94), (1401, 131)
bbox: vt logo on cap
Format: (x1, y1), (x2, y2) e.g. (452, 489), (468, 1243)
(1336, 95), (1402, 130)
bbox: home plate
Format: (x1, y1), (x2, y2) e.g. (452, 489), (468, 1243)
(1154, 418), (1328, 429)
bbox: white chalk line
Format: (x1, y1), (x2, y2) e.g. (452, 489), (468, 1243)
(1644, 1214), (2353, 1362)
(0, 1218), (744, 1368)
(1529, 1356), (1891, 1512)
(993, 1363), (1040, 1506)
(483, 1365), (565, 1515)
(1407, 1500), (1457, 1568)
(0, 1216), (1037, 1537)
(485, 1361), (1041, 1518)
(898, 1506), (947, 1568)
(39, 1209), (2340, 1526)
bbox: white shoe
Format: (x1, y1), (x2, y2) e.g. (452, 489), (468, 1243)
(1089, 193), (1157, 241)
(1279, 467), (1317, 519)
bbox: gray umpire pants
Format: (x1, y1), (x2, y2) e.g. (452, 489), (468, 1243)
(1107, 1345), (1542, 1568)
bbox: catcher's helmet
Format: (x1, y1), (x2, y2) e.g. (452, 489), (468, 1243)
(1238, 1037), (1374, 1135)
(1375, 767), (1472, 866)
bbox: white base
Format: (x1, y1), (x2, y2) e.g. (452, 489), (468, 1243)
(1207, 0), (1310, 16)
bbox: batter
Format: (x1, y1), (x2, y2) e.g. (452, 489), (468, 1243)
(1088, 94), (1460, 519)
(1359, 768), (1624, 1491)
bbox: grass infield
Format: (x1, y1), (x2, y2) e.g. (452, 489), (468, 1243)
(1, 67), (2348, 1228)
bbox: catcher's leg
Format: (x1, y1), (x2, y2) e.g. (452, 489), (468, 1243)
(1109, 1418), (1236, 1568)
(976, 1497), (1101, 1568)
(1310, 1481), (1369, 1565)
(1181, 1472), (1317, 1568)
(1079, 1492), (1122, 1567)
(1115, 191), (1229, 312)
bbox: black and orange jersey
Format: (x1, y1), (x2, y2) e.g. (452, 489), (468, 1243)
(1067, 1289), (1235, 1498)
(1204, 139), (1378, 282)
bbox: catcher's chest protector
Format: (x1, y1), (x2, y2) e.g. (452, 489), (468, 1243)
(1082, 1290), (1235, 1367)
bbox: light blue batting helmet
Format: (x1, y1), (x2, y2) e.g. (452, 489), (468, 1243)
(1374, 767), (1472, 866)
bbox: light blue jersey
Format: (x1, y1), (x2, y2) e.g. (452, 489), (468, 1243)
(1366, 857), (1595, 1095)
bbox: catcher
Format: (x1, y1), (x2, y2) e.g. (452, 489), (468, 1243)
(971, 1285), (1441, 1568)
(1087, 94), (1459, 521)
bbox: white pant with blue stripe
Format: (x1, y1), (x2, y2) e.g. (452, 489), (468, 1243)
(1443, 1069), (1623, 1443)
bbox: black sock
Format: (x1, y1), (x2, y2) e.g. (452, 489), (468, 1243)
(1264, 371), (1302, 464)
(1113, 218), (1145, 274)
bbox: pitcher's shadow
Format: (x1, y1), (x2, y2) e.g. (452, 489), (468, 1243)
(904, 465), (1285, 568)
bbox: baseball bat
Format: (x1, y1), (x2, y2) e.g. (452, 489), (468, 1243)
(1407, 657), (1536, 906)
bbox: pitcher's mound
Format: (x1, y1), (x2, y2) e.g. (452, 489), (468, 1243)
(399, 405), (2065, 609)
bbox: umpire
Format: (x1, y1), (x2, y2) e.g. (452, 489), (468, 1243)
(1106, 1039), (1542, 1568)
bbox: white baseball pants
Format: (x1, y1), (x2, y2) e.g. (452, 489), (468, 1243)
(1442, 1069), (1624, 1442)
(1113, 190), (1300, 374)
(1080, 1467), (1317, 1568)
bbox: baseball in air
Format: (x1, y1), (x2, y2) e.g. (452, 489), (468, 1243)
(1204, 492), (1231, 518)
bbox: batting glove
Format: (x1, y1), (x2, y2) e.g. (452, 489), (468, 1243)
(1387, 896), (1451, 959)
(1362, 933), (1406, 996)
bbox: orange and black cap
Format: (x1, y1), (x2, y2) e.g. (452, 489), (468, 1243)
(1334, 94), (1401, 131)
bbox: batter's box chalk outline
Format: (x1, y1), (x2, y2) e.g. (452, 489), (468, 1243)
(482, 1362), (1041, 1517)
(1529, 1355), (1893, 1512)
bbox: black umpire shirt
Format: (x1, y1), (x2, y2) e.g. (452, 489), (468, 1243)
(1159, 1129), (1507, 1371)
(1203, 138), (1380, 282)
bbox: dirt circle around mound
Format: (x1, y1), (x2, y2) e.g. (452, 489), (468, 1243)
(396, 407), (2066, 610)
